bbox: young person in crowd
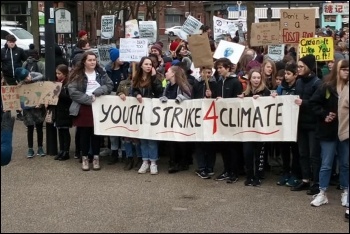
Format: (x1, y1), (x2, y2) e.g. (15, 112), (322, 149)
(131, 56), (163, 175)
(238, 69), (272, 186)
(15, 67), (46, 158)
(214, 58), (243, 183)
(193, 67), (217, 179)
(275, 69), (284, 87)
(275, 63), (301, 187)
(52, 64), (73, 161)
(68, 51), (113, 171)
(291, 54), (322, 195)
(309, 59), (349, 207)
(159, 65), (192, 173)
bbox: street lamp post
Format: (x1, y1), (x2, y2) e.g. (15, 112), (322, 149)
(267, 4), (272, 22)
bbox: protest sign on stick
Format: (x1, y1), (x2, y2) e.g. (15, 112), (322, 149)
(299, 37), (334, 61)
(101, 15), (115, 39)
(213, 40), (245, 64)
(177, 16), (202, 41)
(125, 19), (140, 38)
(119, 38), (149, 62)
(139, 21), (157, 44)
(187, 33), (214, 68)
(250, 22), (280, 46)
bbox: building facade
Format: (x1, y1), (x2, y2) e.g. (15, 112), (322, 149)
(321, 2), (349, 30)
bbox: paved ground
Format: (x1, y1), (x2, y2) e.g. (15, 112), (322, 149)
(1, 120), (349, 233)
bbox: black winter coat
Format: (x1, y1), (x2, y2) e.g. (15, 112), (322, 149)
(309, 84), (339, 140)
(192, 77), (217, 99)
(54, 83), (73, 128)
(216, 75), (243, 98)
(1, 44), (27, 83)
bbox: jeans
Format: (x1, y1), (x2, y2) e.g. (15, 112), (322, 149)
(110, 136), (121, 151)
(319, 139), (349, 191)
(124, 139), (141, 158)
(195, 142), (216, 171)
(140, 139), (158, 162)
(297, 129), (321, 182)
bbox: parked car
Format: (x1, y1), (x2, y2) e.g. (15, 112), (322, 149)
(164, 26), (182, 36)
(1, 26), (45, 55)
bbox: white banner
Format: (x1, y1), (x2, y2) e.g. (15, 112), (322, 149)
(139, 21), (157, 44)
(267, 44), (285, 61)
(92, 96), (300, 142)
(119, 38), (149, 62)
(213, 16), (247, 41)
(178, 16), (203, 41)
(101, 15), (115, 39)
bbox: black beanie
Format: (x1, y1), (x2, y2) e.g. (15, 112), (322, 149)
(299, 54), (316, 70)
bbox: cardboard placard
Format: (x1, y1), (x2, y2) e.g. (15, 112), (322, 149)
(280, 9), (315, 44)
(187, 33), (214, 68)
(250, 22), (280, 46)
(299, 37), (334, 61)
(1, 86), (21, 111)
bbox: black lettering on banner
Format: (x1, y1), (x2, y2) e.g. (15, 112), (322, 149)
(220, 108), (228, 127)
(100, 104), (111, 122)
(241, 108), (251, 127)
(264, 103), (275, 127)
(252, 107), (263, 128)
(276, 103), (283, 125)
(171, 107), (183, 128)
(151, 107), (161, 126)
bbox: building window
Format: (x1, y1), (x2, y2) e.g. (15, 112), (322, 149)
(166, 2), (172, 7)
(180, 1), (185, 6)
(324, 15), (337, 22)
(165, 15), (181, 28)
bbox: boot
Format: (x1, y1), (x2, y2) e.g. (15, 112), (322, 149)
(107, 150), (119, 165)
(59, 151), (70, 161)
(93, 155), (101, 170)
(123, 157), (134, 171)
(134, 157), (143, 171)
(55, 151), (64, 160)
(82, 156), (90, 171)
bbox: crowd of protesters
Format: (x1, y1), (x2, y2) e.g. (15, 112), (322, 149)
(1, 26), (349, 221)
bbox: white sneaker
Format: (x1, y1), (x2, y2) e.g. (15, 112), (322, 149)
(150, 164), (158, 175)
(341, 192), (348, 207)
(310, 192), (328, 207)
(138, 162), (150, 174)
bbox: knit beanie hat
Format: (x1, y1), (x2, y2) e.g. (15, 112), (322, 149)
(109, 48), (120, 62)
(299, 54), (316, 70)
(15, 67), (30, 82)
(78, 30), (87, 38)
(170, 41), (180, 51)
(151, 44), (162, 54)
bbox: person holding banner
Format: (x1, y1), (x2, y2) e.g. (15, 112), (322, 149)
(131, 57), (163, 175)
(68, 51), (113, 171)
(193, 67), (217, 179)
(238, 69), (273, 186)
(308, 59), (349, 207)
(159, 65), (192, 173)
(214, 58), (243, 184)
(291, 54), (322, 195)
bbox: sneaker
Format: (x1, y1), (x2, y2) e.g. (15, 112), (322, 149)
(54, 151), (64, 160)
(253, 177), (261, 187)
(307, 184), (320, 195)
(276, 174), (290, 186)
(341, 192), (348, 207)
(215, 172), (230, 181)
(206, 168), (215, 176)
(150, 164), (158, 175)
(37, 147), (46, 157)
(244, 178), (254, 186)
(74, 151), (81, 159)
(310, 192), (328, 207)
(82, 156), (90, 171)
(138, 162), (150, 174)
(92, 156), (101, 170)
(290, 181), (310, 191)
(226, 174), (238, 184)
(195, 169), (211, 179)
(286, 175), (300, 187)
(27, 148), (35, 158)
(345, 208), (349, 222)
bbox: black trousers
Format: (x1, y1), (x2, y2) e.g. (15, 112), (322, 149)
(218, 142), (241, 176)
(27, 123), (43, 148)
(58, 128), (71, 152)
(280, 141), (301, 177)
(78, 127), (100, 156)
(167, 141), (188, 166)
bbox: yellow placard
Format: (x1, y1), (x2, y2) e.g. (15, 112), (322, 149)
(299, 37), (334, 61)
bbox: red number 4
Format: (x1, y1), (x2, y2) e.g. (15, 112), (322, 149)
(203, 101), (218, 134)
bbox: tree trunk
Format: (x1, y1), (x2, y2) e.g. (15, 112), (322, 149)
(31, 1), (40, 52)
(246, 1), (255, 48)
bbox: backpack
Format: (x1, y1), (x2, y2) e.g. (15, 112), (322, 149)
(25, 60), (39, 72)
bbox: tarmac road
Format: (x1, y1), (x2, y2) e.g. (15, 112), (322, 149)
(1, 121), (349, 233)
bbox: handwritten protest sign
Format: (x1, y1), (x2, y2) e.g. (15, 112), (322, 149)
(1, 86), (21, 111)
(119, 38), (149, 62)
(213, 40), (245, 64)
(139, 21), (157, 44)
(267, 44), (285, 61)
(280, 9), (315, 44)
(178, 16), (202, 41)
(250, 22), (280, 46)
(101, 15), (115, 39)
(213, 16), (247, 41)
(96, 44), (116, 67)
(125, 19), (140, 38)
(92, 96), (300, 142)
(299, 37), (334, 61)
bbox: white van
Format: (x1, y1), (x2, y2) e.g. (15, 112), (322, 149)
(1, 25), (45, 55)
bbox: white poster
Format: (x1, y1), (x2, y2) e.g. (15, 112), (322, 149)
(125, 19), (140, 38)
(92, 96), (300, 142)
(213, 40), (245, 64)
(267, 44), (285, 61)
(178, 16), (203, 41)
(119, 38), (149, 62)
(101, 15), (115, 39)
(97, 44), (117, 67)
(213, 16), (247, 41)
(55, 9), (71, 33)
(139, 21), (157, 44)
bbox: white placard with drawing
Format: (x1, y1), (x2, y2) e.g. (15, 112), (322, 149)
(213, 40), (245, 64)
